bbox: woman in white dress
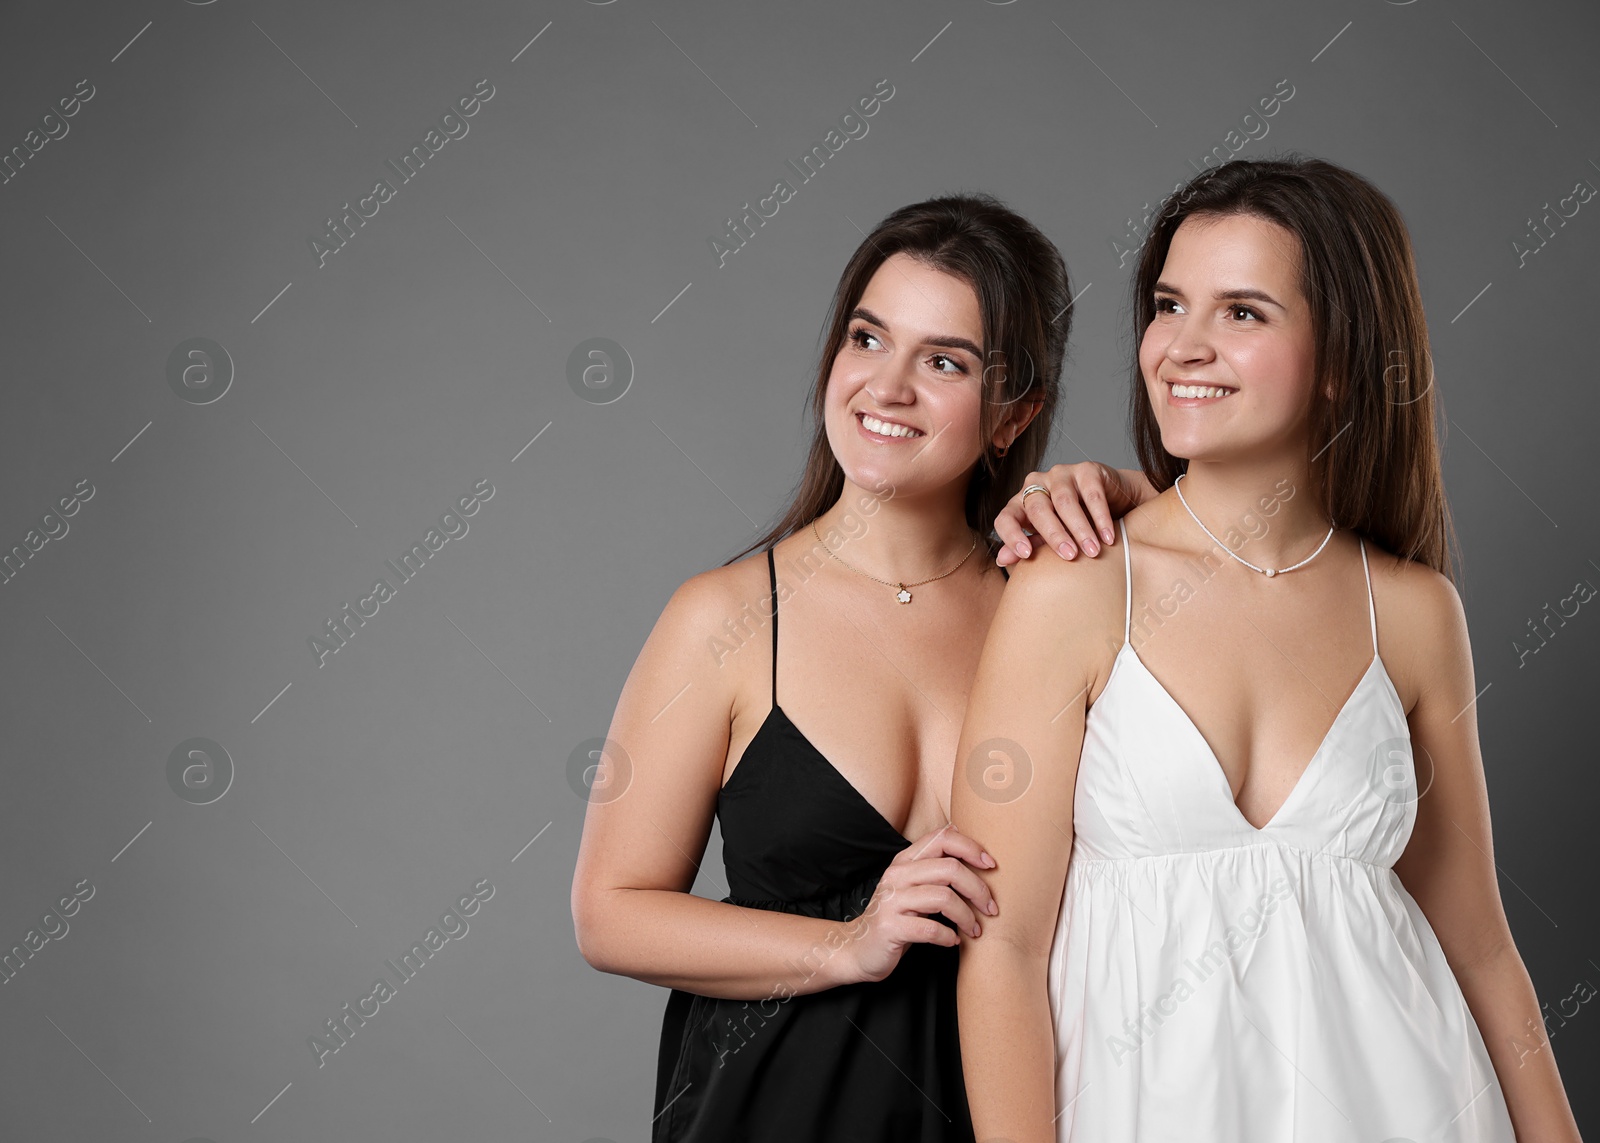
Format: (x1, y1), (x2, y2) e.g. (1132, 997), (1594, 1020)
(953, 157), (1583, 1141)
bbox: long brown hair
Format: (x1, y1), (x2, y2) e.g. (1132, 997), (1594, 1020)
(726, 194), (1073, 565)
(1128, 156), (1461, 583)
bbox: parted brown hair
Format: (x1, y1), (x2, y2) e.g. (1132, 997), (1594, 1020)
(726, 193), (1073, 565)
(1128, 155), (1461, 583)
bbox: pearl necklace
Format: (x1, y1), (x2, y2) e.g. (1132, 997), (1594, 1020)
(1172, 473), (1334, 578)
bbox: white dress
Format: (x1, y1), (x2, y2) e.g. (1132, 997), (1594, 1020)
(1048, 518), (1516, 1141)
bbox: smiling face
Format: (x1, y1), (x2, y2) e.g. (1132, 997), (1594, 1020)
(1138, 212), (1320, 464)
(824, 251), (1009, 499)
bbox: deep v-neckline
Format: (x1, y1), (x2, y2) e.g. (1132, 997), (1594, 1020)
(1116, 642), (1389, 833)
(724, 704), (914, 846)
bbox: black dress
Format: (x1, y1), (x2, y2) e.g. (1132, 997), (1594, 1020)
(651, 547), (985, 1142)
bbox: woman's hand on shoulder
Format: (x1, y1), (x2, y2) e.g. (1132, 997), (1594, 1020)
(993, 463), (1156, 567)
(842, 825), (999, 984)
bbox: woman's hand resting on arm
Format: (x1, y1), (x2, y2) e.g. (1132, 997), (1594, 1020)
(570, 569), (1002, 1001)
(846, 826), (999, 984)
(992, 462), (1157, 566)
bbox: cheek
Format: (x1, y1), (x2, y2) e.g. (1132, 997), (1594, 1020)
(824, 357), (862, 405)
(1137, 326), (1166, 382)
(1234, 339), (1313, 403)
(930, 382), (987, 447)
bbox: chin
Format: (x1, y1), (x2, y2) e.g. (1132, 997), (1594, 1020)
(838, 460), (899, 494)
(1156, 429), (1208, 459)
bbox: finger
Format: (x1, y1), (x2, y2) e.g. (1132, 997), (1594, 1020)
(900, 824), (996, 870)
(876, 888), (963, 949)
(994, 475), (1049, 561)
(1081, 464), (1117, 546)
(894, 885), (980, 939)
(1051, 494), (1103, 559)
(991, 509), (1033, 564)
(1021, 484), (1080, 560)
(898, 856), (998, 917)
(934, 889), (982, 938)
(906, 916), (961, 948)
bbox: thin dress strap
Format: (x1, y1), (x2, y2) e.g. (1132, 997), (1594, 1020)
(1119, 517), (1133, 646)
(1358, 537), (1377, 657)
(766, 548), (780, 709)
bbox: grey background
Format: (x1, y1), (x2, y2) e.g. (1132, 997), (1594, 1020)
(1, 0), (1595, 1139)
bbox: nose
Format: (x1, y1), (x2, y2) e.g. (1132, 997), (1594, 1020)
(1163, 310), (1215, 369)
(863, 348), (918, 405)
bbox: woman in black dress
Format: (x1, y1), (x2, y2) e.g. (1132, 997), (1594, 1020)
(571, 195), (1149, 1141)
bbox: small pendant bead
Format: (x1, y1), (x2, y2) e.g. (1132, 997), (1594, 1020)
(1264, 568), (1277, 578)
(896, 586), (912, 604)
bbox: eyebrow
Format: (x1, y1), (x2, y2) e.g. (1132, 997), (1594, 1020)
(850, 307), (983, 357)
(1152, 281), (1286, 310)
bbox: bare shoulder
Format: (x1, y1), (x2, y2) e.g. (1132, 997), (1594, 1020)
(996, 511), (1129, 676)
(1363, 540), (1470, 710)
(631, 552), (770, 697)
(661, 551), (767, 626)
(1003, 520), (1126, 609)
(1364, 542), (1465, 636)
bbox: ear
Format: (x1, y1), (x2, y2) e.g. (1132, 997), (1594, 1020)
(995, 395), (1047, 450)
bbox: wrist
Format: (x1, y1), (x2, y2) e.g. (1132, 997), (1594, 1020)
(826, 921), (867, 987)
(1119, 467), (1156, 504)
(821, 911), (879, 989)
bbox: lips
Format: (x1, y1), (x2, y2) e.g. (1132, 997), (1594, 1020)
(1165, 379), (1237, 401)
(856, 411), (925, 439)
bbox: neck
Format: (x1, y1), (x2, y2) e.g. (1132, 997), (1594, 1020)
(810, 478), (980, 583)
(1168, 457), (1331, 568)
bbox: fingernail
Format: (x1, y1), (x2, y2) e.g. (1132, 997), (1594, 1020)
(1016, 541), (1030, 558)
(1084, 539), (1099, 556)
(1102, 526), (1114, 544)
(971, 923), (982, 937)
(981, 852), (996, 868)
(987, 900), (998, 915)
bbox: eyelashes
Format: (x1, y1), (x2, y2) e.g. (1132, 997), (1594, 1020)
(846, 325), (969, 374)
(848, 326), (881, 350)
(1151, 299), (1263, 322)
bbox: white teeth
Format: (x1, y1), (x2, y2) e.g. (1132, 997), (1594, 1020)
(1170, 383), (1234, 399)
(860, 414), (923, 438)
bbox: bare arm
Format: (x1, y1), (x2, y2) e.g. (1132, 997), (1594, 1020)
(951, 551), (1117, 1142)
(1394, 570), (1583, 1141)
(570, 572), (857, 1000)
(570, 569), (1001, 1003)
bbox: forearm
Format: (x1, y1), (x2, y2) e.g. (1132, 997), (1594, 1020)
(1455, 944), (1583, 1141)
(577, 887), (859, 1000)
(958, 938), (1058, 1142)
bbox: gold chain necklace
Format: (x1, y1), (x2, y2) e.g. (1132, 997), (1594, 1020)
(809, 518), (979, 604)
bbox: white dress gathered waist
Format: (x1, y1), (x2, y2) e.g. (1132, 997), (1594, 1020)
(1048, 517), (1515, 1141)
